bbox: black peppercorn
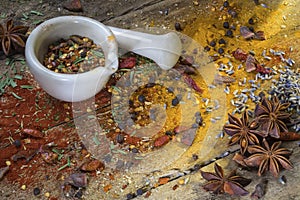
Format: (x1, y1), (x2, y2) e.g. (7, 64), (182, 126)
(223, 1), (229, 7)
(223, 21), (230, 29)
(13, 139), (21, 148)
(132, 148), (139, 153)
(248, 18), (255, 25)
(136, 188), (144, 196)
(192, 154), (199, 161)
(80, 51), (87, 58)
(126, 193), (135, 200)
(209, 40), (216, 47)
(218, 48), (225, 54)
(193, 164), (201, 171)
(167, 87), (174, 93)
(204, 46), (211, 52)
(175, 22), (182, 31)
(138, 94), (146, 103)
(225, 29), (233, 37)
(195, 111), (201, 117)
(171, 97), (180, 106)
(218, 38), (226, 44)
(33, 188), (41, 196)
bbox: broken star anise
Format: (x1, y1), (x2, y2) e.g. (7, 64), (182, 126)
(255, 96), (291, 138)
(223, 111), (265, 155)
(244, 139), (293, 177)
(0, 19), (29, 56)
(201, 163), (251, 196)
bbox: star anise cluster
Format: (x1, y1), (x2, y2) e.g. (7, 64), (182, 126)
(255, 96), (291, 138)
(223, 111), (265, 155)
(0, 19), (29, 56)
(223, 96), (297, 177)
(201, 163), (251, 196)
(244, 139), (293, 177)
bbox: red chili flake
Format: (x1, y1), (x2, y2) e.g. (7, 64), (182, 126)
(154, 135), (170, 147)
(232, 48), (248, 61)
(80, 159), (104, 172)
(158, 177), (170, 185)
(63, 0), (83, 12)
(255, 64), (271, 74)
(103, 184), (112, 192)
(172, 184), (179, 190)
(22, 128), (44, 138)
(183, 74), (203, 93)
(144, 191), (152, 198)
(119, 57), (137, 69)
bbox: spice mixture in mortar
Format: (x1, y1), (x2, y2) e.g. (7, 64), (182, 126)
(43, 35), (105, 74)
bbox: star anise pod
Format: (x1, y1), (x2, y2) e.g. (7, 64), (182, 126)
(255, 96), (291, 138)
(201, 163), (251, 196)
(223, 111), (265, 155)
(0, 19), (29, 56)
(244, 139), (293, 177)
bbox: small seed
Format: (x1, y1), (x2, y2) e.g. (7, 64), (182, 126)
(218, 48), (225, 54)
(126, 193), (135, 200)
(219, 38), (226, 44)
(116, 134), (124, 144)
(248, 18), (255, 25)
(225, 29), (233, 37)
(44, 192), (50, 197)
(175, 22), (182, 31)
(131, 148), (139, 153)
(33, 187), (41, 196)
(5, 161), (11, 166)
(172, 97), (180, 106)
(209, 40), (216, 47)
(204, 46), (211, 52)
(192, 154), (198, 160)
(21, 185), (26, 190)
(13, 139), (21, 148)
(138, 95), (146, 103)
(223, 22), (230, 29)
(136, 188), (144, 196)
(223, 1), (229, 7)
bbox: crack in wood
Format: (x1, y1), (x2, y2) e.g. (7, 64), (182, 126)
(103, 0), (182, 23)
(129, 147), (240, 199)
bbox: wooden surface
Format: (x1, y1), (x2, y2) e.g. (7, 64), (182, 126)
(1, 0), (300, 199)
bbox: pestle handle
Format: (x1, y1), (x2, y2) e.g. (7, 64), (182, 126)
(108, 26), (182, 70)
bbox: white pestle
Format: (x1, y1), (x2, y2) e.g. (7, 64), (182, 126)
(108, 26), (182, 70)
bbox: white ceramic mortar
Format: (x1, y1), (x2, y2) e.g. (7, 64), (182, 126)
(25, 16), (118, 102)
